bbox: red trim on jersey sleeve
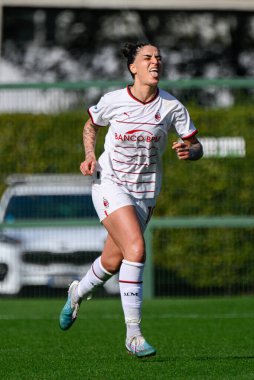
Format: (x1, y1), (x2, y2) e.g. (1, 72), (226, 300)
(87, 109), (106, 127)
(182, 129), (198, 140)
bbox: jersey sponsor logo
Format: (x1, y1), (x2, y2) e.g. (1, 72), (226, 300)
(115, 131), (161, 143)
(126, 129), (153, 135)
(155, 111), (161, 121)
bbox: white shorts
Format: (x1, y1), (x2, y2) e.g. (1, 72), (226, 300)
(92, 179), (156, 232)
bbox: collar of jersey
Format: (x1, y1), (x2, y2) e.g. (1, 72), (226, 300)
(127, 85), (159, 105)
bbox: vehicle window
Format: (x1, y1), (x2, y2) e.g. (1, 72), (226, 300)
(4, 195), (97, 221)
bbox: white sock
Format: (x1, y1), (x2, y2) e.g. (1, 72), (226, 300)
(75, 256), (112, 301)
(119, 259), (144, 339)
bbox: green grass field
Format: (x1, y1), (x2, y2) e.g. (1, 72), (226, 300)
(0, 296), (254, 380)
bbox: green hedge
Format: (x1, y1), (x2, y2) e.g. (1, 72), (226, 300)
(153, 227), (254, 293)
(0, 112), (86, 195)
(155, 105), (254, 292)
(0, 106), (253, 216)
(157, 105), (254, 216)
(0, 106), (253, 292)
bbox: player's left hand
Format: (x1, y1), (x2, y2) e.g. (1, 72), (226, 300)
(172, 141), (190, 160)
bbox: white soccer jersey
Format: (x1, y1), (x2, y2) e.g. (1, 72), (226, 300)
(88, 86), (197, 199)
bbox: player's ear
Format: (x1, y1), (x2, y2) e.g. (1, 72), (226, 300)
(129, 63), (137, 76)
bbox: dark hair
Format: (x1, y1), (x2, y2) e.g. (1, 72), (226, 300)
(121, 42), (158, 78)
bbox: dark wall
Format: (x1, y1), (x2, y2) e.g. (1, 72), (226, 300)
(3, 7), (254, 81)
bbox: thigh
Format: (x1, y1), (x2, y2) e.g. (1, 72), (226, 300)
(102, 205), (145, 261)
(135, 198), (156, 232)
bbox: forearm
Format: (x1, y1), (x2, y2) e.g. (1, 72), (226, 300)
(83, 119), (99, 157)
(80, 119), (99, 176)
(189, 141), (203, 161)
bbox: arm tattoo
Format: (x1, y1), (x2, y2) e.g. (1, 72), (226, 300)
(83, 121), (99, 156)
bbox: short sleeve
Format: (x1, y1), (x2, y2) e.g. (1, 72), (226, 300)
(173, 102), (197, 139)
(88, 95), (111, 127)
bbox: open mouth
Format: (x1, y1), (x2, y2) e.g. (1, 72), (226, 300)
(149, 69), (159, 79)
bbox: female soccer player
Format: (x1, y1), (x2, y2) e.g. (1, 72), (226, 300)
(59, 42), (203, 358)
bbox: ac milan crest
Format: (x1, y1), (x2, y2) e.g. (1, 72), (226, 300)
(155, 111), (161, 121)
(103, 197), (109, 208)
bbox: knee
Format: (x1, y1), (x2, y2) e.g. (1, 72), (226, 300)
(125, 238), (146, 263)
(101, 256), (122, 274)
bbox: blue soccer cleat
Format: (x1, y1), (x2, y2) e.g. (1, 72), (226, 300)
(59, 280), (80, 331)
(126, 335), (156, 358)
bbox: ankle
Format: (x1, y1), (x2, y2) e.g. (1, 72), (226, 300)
(126, 322), (141, 339)
(72, 286), (82, 303)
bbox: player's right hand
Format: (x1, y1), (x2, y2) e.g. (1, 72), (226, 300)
(80, 153), (96, 176)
